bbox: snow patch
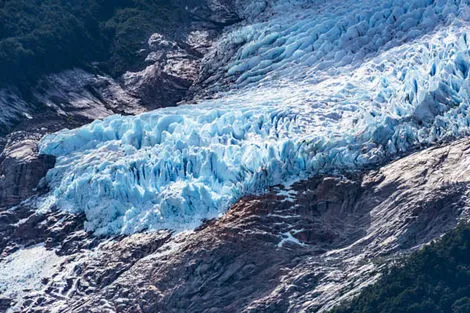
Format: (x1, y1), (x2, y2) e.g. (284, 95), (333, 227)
(277, 231), (306, 247)
(0, 245), (63, 310)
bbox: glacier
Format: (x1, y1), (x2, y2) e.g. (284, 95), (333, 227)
(39, 0), (470, 235)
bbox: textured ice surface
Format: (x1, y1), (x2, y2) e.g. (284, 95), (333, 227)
(0, 245), (62, 310)
(201, 0), (470, 94)
(39, 0), (470, 235)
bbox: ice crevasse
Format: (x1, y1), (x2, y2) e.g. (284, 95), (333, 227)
(39, 0), (470, 235)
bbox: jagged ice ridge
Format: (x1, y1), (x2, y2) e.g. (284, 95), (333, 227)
(39, 0), (470, 235)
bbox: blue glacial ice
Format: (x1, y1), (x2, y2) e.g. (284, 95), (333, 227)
(39, 0), (470, 235)
(202, 0), (470, 93)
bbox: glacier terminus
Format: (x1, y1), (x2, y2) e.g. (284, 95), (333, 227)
(38, 0), (470, 235)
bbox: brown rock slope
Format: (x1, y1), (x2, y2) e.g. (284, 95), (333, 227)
(5, 138), (470, 313)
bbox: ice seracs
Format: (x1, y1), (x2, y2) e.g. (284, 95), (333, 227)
(39, 0), (470, 235)
(201, 0), (470, 94)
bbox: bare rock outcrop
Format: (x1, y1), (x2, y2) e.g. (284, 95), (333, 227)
(0, 132), (55, 208)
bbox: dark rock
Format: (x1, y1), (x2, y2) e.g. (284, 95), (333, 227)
(0, 296), (12, 312)
(0, 132), (55, 208)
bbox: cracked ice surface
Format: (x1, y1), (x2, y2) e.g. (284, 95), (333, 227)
(39, 0), (470, 235)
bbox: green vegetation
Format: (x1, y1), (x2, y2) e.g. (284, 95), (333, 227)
(0, 0), (188, 86)
(330, 223), (470, 313)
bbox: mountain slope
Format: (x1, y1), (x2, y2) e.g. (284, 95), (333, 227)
(1, 0), (470, 312)
(0, 0), (240, 135)
(329, 223), (470, 313)
(0, 0), (238, 86)
(2, 137), (470, 312)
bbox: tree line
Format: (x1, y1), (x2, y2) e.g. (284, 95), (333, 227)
(329, 223), (470, 313)
(0, 0), (182, 86)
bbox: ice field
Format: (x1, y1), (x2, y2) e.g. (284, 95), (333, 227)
(39, 0), (470, 234)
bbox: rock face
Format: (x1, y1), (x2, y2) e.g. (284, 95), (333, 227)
(3, 138), (469, 313)
(0, 110), (89, 208)
(0, 0), (242, 136)
(0, 132), (55, 208)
